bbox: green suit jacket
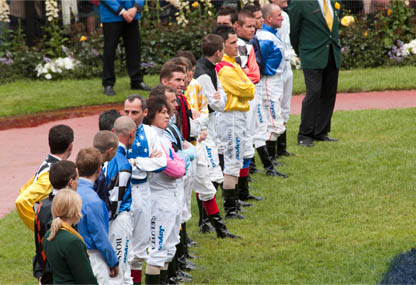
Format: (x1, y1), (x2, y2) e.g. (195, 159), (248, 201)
(288, 0), (342, 69)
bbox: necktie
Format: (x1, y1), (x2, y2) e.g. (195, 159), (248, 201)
(323, 0), (333, 32)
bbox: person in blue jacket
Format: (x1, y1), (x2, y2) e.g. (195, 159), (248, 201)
(100, 0), (151, 96)
(75, 147), (120, 284)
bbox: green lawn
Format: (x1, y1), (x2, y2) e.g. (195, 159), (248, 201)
(2, 108), (416, 283)
(1, 66), (416, 117)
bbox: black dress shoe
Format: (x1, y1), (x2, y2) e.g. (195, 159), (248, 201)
(278, 150), (295, 156)
(298, 139), (314, 147)
(104, 85), (115, 96)
(131, 81), (152, 91)
(238, 200), (253, 207)
(315, 135), (338, 142)
(272, 159), (283, 166)
(244, 193), (264, 201)
(186, 236), (198, 248)
(265, 166), (288, 178)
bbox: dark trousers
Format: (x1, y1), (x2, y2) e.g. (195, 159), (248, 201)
(298, 48), (339, 141)
(102, 20), (142, 87)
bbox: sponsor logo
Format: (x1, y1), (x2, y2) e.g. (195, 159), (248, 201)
(205, 146), (216, 167)
(235, 137), (241, 161)
(270, 99), (276, 119)
(150, 216), (156, 250)
(158, 226), (165, 250)
(115, 238), (122, 260)
(257, 103), (263, 123)
(124, 238), (129, 264)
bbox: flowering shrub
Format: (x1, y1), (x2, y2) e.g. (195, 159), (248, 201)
(35, 57), (80, 80)
(1, 0), (416, 83)
(0, 0), (10, 23)
(339, 0), (416, 69)
(388, 39), (416, 64)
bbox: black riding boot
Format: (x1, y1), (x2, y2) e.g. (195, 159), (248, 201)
(277, 130), (294, 156)
(160, 270), (168, 285)
(257, 145), (288, 178)
(249, 155), (258, 174)
(266, 140), (283, 166)
(238, 176), (264, 201)
(197, 196), (214, 234)
(223, 188), (245, 219)
(207, 212), (240, 238)
(145, 274), (160, 285)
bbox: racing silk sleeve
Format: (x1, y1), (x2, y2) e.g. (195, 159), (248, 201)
(245, 47), (261, 84)
(83, 202), (119, 268)
(217, 64), (255, 100)
(177, 143), (197, 171)
(16, 173), (52, 231)
(197, 74), (226, 112)
(133, 128), (167, 173)
(162, 145), (186, 179)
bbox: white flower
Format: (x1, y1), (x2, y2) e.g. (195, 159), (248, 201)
(45, 0), (59, 22)
(63, 57), (74, 70)
(45, 74), (52, 80)
(54, 58), (64, 68)
(0, 0), (10, 23)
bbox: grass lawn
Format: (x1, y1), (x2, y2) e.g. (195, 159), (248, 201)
(1, 108), (415, 283)
(1, 66), (416, 117)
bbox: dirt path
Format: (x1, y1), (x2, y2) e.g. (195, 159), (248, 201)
(1, 90), (415, 218)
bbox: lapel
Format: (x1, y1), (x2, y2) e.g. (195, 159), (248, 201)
(309, 0), (328, 30)
(310, 0), (338, 33)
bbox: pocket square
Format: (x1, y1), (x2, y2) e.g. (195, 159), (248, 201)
(313, 8), (320, 13)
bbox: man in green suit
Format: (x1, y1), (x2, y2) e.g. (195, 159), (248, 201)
(288, 0), (341, 147)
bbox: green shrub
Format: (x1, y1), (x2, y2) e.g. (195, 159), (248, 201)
(340, 0), (416, 69)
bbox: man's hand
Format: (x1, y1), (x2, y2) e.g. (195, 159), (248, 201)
(127, 7), (138, 18)
(109, 266), (119, 277)
(150, 150), (163, 158)
(198, 130), (207, 143)
(213, 91), (221, 101)
(128, 158), (136, 167)
(191, 109), (201, 119)
(122, 7), (137, 23)
(183, 141), (190, 149)
(122, 11), (133, 23)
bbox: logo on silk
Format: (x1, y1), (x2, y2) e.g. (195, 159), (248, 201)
(115, 238), (122, 260)
(205, 146), (216, 167)
(158, 226), (165, 250)
(150, 216), (156, 250)
(235, 137), (241, 161)
(257, 103), (263, 123)
(270, 99), (276, 119)
(123, 238), (129, 264)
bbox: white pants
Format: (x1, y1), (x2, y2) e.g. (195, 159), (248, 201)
(205, 113), (224, 184)
(216, 111), (254, 177)
(109, 211), (133, 285)
(129, 182), (151, 270)
(260, 74), (286, 141)
(148, 189), (181, 267)
(194, 143), (217, 201)
(89, 250), (113, 285)
(182, 170), (193, 224)
(281, 61), (293, 124)
(247, 87), (268, 148)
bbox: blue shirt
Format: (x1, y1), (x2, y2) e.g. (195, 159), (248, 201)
(77, 178), (118, 268)
(255, 24), (284, 76)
